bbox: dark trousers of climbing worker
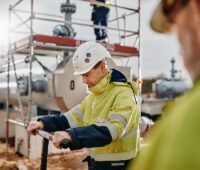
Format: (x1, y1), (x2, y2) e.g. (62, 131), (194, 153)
(91, 6), (109, 41)
(87, 156), (130, 170)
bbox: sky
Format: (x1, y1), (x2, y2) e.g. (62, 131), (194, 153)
(0, 0), (189, 79)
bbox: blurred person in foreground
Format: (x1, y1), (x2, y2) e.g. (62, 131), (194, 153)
(27, 41), (140, 170)
(128, 0), (200, 169)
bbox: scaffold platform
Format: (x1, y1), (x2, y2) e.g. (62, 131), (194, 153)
(12, 34), (138, 57)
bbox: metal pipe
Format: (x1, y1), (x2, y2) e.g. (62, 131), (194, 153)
(79, 0), (138, 12)
(27, 0), (34, 160)
(121, 32), (138, 39)
(10, 30), (31, 35)
(11, 16), (31, 31)
(10, 57), (25, 115)
(10, 0), (23, 10)
(123, 13), (126, 45)
(138, 0), (142, 109)
(133, 34), (139, 46)
(109, 11), (136, 22)
(108, 3), (138, 12)
(34, 16), (137, 34)
(7, 119), (27, 127)
(9, 54), (25, 118)
(13, 9), (64, 19)
(6, 4), (12, 160)
(114, 0), (121, 44)
(13, 10), (31, 30)
(14, 9), (100, 23)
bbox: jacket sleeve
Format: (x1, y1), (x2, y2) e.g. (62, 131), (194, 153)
(38, 114), (70, 132)
(38, 103), (85, 132)
(67, 124), (112, 150)
(64, 96), (113, 149)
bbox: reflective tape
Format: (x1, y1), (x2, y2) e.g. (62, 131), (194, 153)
(64, 112), (78, 128)
(91, 149), (138, 161)
(96, 122), (118, 140)
(109, 113), (127, 128)
(72, 106), (84, 121)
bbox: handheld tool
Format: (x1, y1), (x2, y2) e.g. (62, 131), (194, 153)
(36, 130), (70, 170)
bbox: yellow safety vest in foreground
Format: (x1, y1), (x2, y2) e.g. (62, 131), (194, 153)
(128, 79), (200, 170)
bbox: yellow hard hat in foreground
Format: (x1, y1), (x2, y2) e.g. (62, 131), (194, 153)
(150, 0), (190, 33)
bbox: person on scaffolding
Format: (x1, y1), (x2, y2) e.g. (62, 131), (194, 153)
(27, 41), (140, 170)
(90, 0), (110, 43)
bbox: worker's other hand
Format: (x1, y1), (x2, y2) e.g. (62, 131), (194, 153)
(27, 121), (44, 135)
(51, 131), (72, 149)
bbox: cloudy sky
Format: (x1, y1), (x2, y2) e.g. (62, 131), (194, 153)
(0, 0), (188, 79)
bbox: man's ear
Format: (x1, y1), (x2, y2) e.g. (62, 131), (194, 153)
(99, 61), (106, 71)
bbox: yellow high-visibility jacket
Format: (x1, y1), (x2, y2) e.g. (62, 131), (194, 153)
(65, 69), (140, 161)
(40, 69), (140, 161)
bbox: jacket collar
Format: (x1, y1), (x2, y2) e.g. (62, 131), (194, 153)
(110, 69), (127, 83)
(90, 69), (127, 94)
(90, 71), (111, 94)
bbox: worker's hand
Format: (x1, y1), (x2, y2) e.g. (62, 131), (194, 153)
(51, 131), (72, 149)
(27, 121), (44, 135)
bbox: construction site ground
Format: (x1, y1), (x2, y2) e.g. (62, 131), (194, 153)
(0, 142), (88, 170)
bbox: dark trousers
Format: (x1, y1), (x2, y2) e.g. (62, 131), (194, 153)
(93, 18), (108, 40)
(87, 157), (130, 170)
(91, 7), (109, 41)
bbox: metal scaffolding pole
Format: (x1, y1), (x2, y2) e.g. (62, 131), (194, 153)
(34, 16), (136, 35)
(13, 10), (31, 30)
(114, 0), (121, 43)
(12, 15), (31, 30)
(138, 0), (142, 109)
(10, 0), (23, 10)
(79, 0), (138, 12)
(27, 0), (34, 159)
(123, 13), (126, 45)
(14, 9), (65, 19)
(109, 12), (137, 22)
(5, 5), (12, 160)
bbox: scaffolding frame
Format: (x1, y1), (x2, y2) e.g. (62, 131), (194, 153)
(5, 0), (141, 159)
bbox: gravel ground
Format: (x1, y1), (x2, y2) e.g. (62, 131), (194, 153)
(0, 142), (88, 170)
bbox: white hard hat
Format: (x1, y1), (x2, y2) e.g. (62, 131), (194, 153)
(72, 41), (111, 75)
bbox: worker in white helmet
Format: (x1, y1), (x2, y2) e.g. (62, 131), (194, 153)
(27, 41), (140, 170)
